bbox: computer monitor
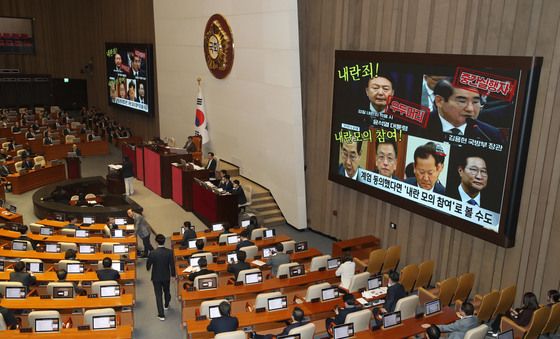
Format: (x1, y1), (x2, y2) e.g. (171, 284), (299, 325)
(289, 264), (305, 278)
(425, 299), (441, 316)
(367, 275), (383, 290)
(277, 335), (301, 339)
(113, 244), (128, 254)
(262, 247), (276, 259)
(35, 318), (59, 333)
(7, 205), (16, 213)
(327, 258), (341, 270)
(99, 285), (120, 297)
(267, 296), (288, 311)
(226, 235), (240, 245)
(189, 256), (201, 267)
(241, 219), (251, 228)
(75, 229), (89, 238)
(188, 239), (198, 249)
(244, 271), (263, 285)
(92, 315), (117, 330)
(82, 216), (95, 225)
(39, 227), (53, 236)
(226, 252), (238, 264)
(208, 305), (221, 319)
(114, 218), (127, 225)
(333, 323), (354, 339)
(198, 277), (217, 290)
(25, 262), (44, 273)
(5, 286), (26, 299)
(212, 224), (223, 231)
(111, 229), (124, 238)
(45, 243), (61, 253)
(263, 229), (276, 239)
(111, 261), (124, 272)
(295, 241), (308, 252)
(497, 329), (514, 339)
(0, 261), (4, 272)
(12, 240), (27, 251)
(53, 286), (74, 299)
(79, 244), (95, 254)
(66, 263), (84, 274)
(321, 286), (339, 301)
(382, 311), (402, 329)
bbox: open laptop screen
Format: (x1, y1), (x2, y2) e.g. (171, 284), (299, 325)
(267, 296), (288, 311)
(294, 241), (308, 252)
(198, 277), (217, 290)
(333, 323), (354, 339)
(114, 218), (127, 225)
(82, 216), (95, 224)
(277, 335), (301, 339)
(53, 286), (74, 299)
(497, 329), (514, 339)
(227, 252), (238, 264)
(241, 220), (251, 228)
(382, 311), (402, 329)
(45, 243), (61, 253)
(425, 299), (441, 316)
(263, 229), (275, 238)
(92, 315), (117, 330)
(321, 286), (339, 301)
(40, 227), (53, 236)
(367, 275), (383, 290)
(189, 256), (201, 267)
(212, 224), (223, 231)
(113, 244), (128, 253)
(5, 286), (26, 299)
(289, 264), (305, 278)
(208, 305), (221, 319)
(75, 229), (89, 238)
(67, 263), (84, 274)
(327, 257), (341, 270)
(100, 285), (120, 297)
(12, 240), (27, 251)
(262, 247), (275, 259)
(111, 229), (124, 238)
(79, 244), (95, 254)
(111, 261), (124, 272)
(35, 318), (59, 333)
(226, 235), (240, 244)
(244, 272), (263, 285)
(26, 262), (44, 273)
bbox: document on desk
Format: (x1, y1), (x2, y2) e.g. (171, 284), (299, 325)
(357, 297), (369, 306)
(109, 164), (123, 170)
(251, 260), (266, 267)
(361, 290), (374, 299)
(125, 225), (135, 230)
(182, 266), (196, 273)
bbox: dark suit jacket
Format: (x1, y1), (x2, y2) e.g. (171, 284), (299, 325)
(447, 186), (500, 212)
(227, 261), (251, 280)
(207, 315), (239, 334)
(147, 246), (176, 282)
(0, 165), (10, 177)
(267, 252), (291, 277)
(22, 160), (34, 170)
(10, 271), (37, 287)
(188, 268), (216, 282)
(96, 268), (121, 281)
(384, 283), (407, 313)
(423, 111), (504, 144)
(218, 180), (234, 192)
(25, 132), (34, 139)
(404, 177), (446, 195)
(232, 186), (247, 205)
(180, 229), (197, 246)
(0, 306), (17, 328)
(63, 128), (72, 136)
(236, 239), (255, 251)
(207, 159), (217, 177)
(43, 137), (53, 145)
(240, 224), (257, 238)
(334, 305), (362, 325)
(184, 141), (196, 153)
(510, 307), (537, 327)
(279, 321), (309, 336)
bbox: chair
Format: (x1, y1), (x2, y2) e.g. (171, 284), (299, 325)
(399, 263), (419, 294)
(345, 272), (370, 293)
(303, 282), (332, 302)
(70, 195), (79, 201)
(215, 330), (246, 339)
(33, 156), (46, 167)
(57, 260), (80, 271)
(92, 281), (119, 296)
(239, 245), (258, 259)
(288, 322), (316, 339)
(14, 161), (22, 173)
(344, 309), (372, 332)
(309, 255), (332, 272)
(16, 149), (25, 157)
(414, 260), (435, 291)
(281, 240), (295, 253)
(454, 272), (475, 304)
(474, 290), (500, 323)
(0, 281), (24, 296)
(12, 239), (32, 250)
(419, 276), (458, 307)
(218, 233), (231, 244)
(395, 294), (420, 320)
(255, 291), (282, 310)
(60, 228), (76, 236)
(250, 227), (268, 240)
(200, 299), (228, 318)
(464, 324), (488, 339)
(28, 310), (61, 333)
(100, 242), (118, 253)
(239, 185), (252, 209)
(381, 245), (401, 274)
(193, 273), (218, 291)
(238, 268), (261, 284)
(1, 142), (9, 151)
(46, 282), (75, 296)
(29, 223), (45, 234)
(85, 193), (96, 199)
(366, 248), (386, 274)
(276, 262), (300, 278)
(541, 302), (560, 336)
(492, 285), (517, 319)
(59, 242), (77, 252)
(65, 135), (75, 144)
(191, 252), (213, 264)
(501, 306), (550, 339)
(21, 258), (43, 266)
(0, 313), (7, 330)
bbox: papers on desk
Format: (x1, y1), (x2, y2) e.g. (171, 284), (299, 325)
(191, 163), (203, 170)
(182, 266), (201, 274)
(217, 188), (224, 193)
(205, 181), (215, 187)
(361, 290), (374, 299)
(251, 260), (266, 267)
(357, 298), (369, 306)
(125, 225), (135, 230)
(361, 287), (387, 299)
(108, 164), (122, 170)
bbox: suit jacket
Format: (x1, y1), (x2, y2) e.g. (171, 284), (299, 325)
(267, 252), (291, 277)
(338, 164), (361, 180)
(0, 165), (10, 176)
(132, 213), (151, 239)
(404, 177), (446, 195)
(63, 128), (72, 136)
(227, 261), (251, 280)
(43, 137), (53, 145)
(207, 159), (217, 178)
(232, 186), (247, 205)
(147, 246), (176, 282)
(334, 305), (362, 325)
(189, 268), (216, 282)
(22, 160), (34, 170)
(384, 283), (407, 313)
(423, 111), (504, 144)
(184, 141), (196, 153)
(279, 320), (309, 336)
(447, 186), (500, 212)
(207, 315), (239, 334)
(438, 315), (479, 339)
(0, 306), (17, 328)
(180, 229), (197, 246)
(236, 239), (255, 251)
(96, 268), (121, 281)
(10, 271), (37, 287)
(218, 180), (233, 192)
(240, 224), (257, 238)
(25, 132), (35, 139)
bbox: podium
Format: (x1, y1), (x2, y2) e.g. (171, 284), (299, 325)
(143, 146), (192, 198)
(107, 165), (125, 194)
(65, 156), (81, 179)
(171, 164), (210, 211)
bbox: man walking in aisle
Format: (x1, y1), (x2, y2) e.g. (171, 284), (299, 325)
(147, 234), (176, 321)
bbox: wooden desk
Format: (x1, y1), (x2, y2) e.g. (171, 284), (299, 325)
(4, 325), (133, 338)
(42, 140), (109, 161)
(171, 165), (210, 211)
(0, 248), (137, 261)
(8, 163), (66, 194)
(173, 235), (291, 257)
(192, 179), (239, 227)
(0, 270), (136, 282)
(143, 146), (192, 198)
(0, 227), (21, 239)
(27, 233), (137, 244)
(36, 220), (133, 232)
(332, 235), (381, 260)
(0, 208), (24, 223)
(1, 294), (134, 309)
(170, 228), (243, 245)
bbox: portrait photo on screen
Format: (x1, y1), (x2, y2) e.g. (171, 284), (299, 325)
(328, 51), (542, 247)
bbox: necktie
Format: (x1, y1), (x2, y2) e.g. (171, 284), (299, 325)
(450, 128), (462, 135)
(467, 199), (477, 206)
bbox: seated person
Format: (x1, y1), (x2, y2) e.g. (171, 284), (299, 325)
(336, 254), (356, 291)
(227, 250), (251, 280)
(219, 223), (234, 238)
(56, 269), (85, 295)
(11, 122), (21, 133)
(65, 217), (80, 229)
(45, 186), (68, 202)
(63, 124), (72, 136)
(25, 128), (35, 139)
(0, 160), (11, 177)
(326, 293), (362, 331)
(254, 307), (308, 339)
(236, 236), (255, 251)
(20, 145), (33, 158)
(31, 120), (40, 132)
(180, 221), (197, 246)
(372, 270), (407, 328)
(6, 139), (15, 151)
(96, 257), (121, 281)
(491, 291), (539, 333)
(266, 243), (290, 277)
(546, 289), (559, 307)
(21, 156), (34, 170)
(10, 261), (37, 288)
(43, 134), (54, 145)
(422, 302), (478, 339)
(232, 180), (247, 206)
(0, 300), (18, 329)
(65, 249), (77, 260)
(207, 301), (239, 334)
(218, 174), (233, 192)
(240, 216), (258, 238)
(425, 324), (441, 339)
(183, 136), (197, 152)
(187, 257), (215, 283)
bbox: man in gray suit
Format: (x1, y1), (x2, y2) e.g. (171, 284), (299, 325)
(128, 209), (154, 258)
(266, 242), (290, 277)
(423, 302), (479, 339)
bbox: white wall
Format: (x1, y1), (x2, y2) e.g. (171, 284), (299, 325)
(153, 0), (307, 228)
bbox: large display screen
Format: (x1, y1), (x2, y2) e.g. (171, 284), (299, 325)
(105, 42), (153, 115)
(329, 51), (542, 247)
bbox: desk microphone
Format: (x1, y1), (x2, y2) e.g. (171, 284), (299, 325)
(466, 118), (492, 142)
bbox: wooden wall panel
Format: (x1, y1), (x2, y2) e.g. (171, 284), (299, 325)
(300, 0), (560, 303)
(0, 0), (158, 140)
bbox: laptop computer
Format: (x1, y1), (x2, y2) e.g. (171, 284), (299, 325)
(92, 315), (117, 330)
(226, 235), (240, 245)
(241, 219), (251, 228)
(289, 264), (305, 278)
(5, 286), (26, 299)
(262, 247), (276, 259)
(187, 239), (198, 249)
(263, 229), (276, 239)
(111, 261), (124, 272)
(382, 311), (402, 329)
(277, 335), (301, 339)
(198, 276), (218, 290)
(267, 296), (288, 311)
(327, 257), (341, 270)
(35, 318), (59, 333)
(99, 285), (120, 298)
(82, 216), (95, 226)
(226, 252), (238, 264)
(367, 275), (383, 290)
(208, 305), (221, 319)
(66, 263), (84, 274)
(75, 229), (89, 238)
(333, 323), (354, 339)
(45, 243), (61, 253)
(321, 286), (339, 302)
(425, 299), (441, 316)
(53, 286), (74, 299)
(114, 218), (127, 225)
(39, 227), (53, 236)
(244, 271), (263, 285)
(111, 229), (125, 238)
(12, 240), (27, 251)
(25, 262), (44, 273)
(295, 241), (308, 252)
(113, 244), (128, 254)
(212, 224), (224, 231)
(189, 256), (201, 267)
(79, 244), (95, 254)
(497, 329), (514, 339)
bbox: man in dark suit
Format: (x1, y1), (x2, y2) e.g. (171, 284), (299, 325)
(207, 301), (239, 334)
(187, 257), (215, 283)
(404, 142), (446, 194)
(232, 180), (247, 206)
(0, 160), (11, 177)
(183, 136), (197, 153)
(130, 55), (146, 78)
(240, 216), (258, 238)
(266, 243), (290, 277)
(21, 156), (34, 170)
(227, 250), (251, 280)
(146, 234), (176, 321)
(56, 269), (85, 295)
(96, 257), (121, 281)
(10, 261), (37, 288)
(254, 307), (308, 339)
(374, 139), (400, 180)
(206, 152), (217, 178)
(25, 128), (35, 139)
(372, 270), (407, 328)
(218, 174), (234, 192)
(180, 221), (197, 246)
(422, 79), (504, 144)
(236, 237), (254, 251)
(0, 302), (18, 329)
(326, 293), (362, 330)
(63, 124), (72, 136)
(43, 135), (53, 145)
(338, 138), (362, 180)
